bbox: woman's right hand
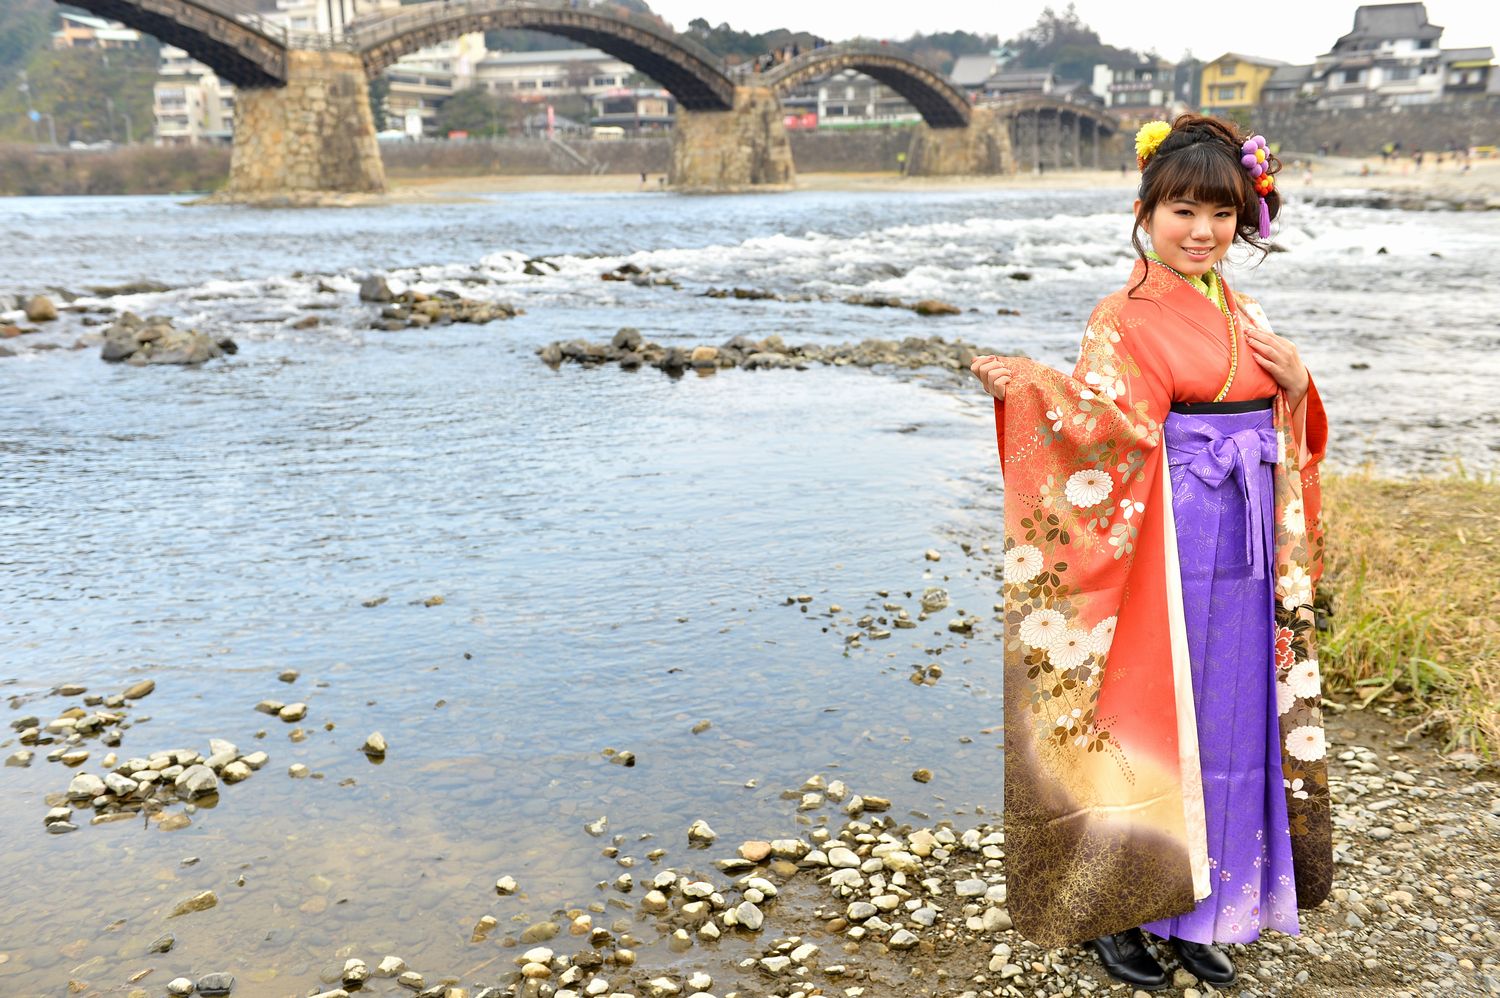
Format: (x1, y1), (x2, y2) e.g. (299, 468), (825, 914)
(970, 355), (1015, 400)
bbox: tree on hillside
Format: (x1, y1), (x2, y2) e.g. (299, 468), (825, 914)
(0, 0), (55, 88)
(1008, 2), (1141, 80)
(904, 30), (1001, 74)
(0, 41), (160, 143)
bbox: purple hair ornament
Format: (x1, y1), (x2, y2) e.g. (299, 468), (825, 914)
(1240, 133), (1275, 239)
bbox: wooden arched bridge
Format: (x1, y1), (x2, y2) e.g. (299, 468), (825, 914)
(754, 44), (971, 129)
(56, 0), (1122, 197)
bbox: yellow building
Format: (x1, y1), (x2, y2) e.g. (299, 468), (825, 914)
(1200, 52), (1286, 111)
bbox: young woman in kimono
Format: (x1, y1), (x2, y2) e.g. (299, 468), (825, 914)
(968, 114), (1332, 990)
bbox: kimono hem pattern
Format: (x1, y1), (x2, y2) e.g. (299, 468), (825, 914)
(990, 259), (1332, 949)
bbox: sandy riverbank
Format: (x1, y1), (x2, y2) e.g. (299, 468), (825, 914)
(387, 158), (1500, 201)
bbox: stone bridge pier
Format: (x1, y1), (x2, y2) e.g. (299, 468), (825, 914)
(669, 86), (795, 191)
(227, 50), (386, 201)
(904, 107), (1013, 176)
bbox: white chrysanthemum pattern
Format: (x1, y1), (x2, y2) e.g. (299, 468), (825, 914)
(1064, 468), (1112, 508)
(1003, 544), (1045, 585)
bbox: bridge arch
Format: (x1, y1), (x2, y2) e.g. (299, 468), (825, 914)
(353, 0), (735, 111)
(758, 45), (971, 129)
(984, 96), (1122, 171)
(61, 0), (288, 87)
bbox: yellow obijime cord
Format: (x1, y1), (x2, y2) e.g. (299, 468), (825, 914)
(1209, 266), (1238, 403)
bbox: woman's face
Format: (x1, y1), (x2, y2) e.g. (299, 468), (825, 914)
(1136, 197), (1238, 277)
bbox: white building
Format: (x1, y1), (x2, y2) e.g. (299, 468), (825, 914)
(474, 48), (635, 100)
(781, 70), (920, 128)
(1311, 2), (1446, 108)
(52, 12), (142, 50)
(153, 47), (234, 145)
(153, 0), (398, 143)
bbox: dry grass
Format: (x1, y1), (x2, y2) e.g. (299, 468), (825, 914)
(1319, 469), (1500, 757)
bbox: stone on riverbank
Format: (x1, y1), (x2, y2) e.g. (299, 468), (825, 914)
(175, 765), (218, 798)
(24, 296), (57, 322)
(169, 890), (218, 917)
(196, 972), (234, 995)
(538, 331), (1009, 379)
(101, 314), (230, 366)
(361, 732), (387, 757)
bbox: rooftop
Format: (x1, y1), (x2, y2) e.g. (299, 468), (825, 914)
(1332, 3), (1442, 52)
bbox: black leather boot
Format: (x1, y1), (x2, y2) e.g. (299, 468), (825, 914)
(1171, 936), (1237, 985)
(1085, 927), (1170, 991)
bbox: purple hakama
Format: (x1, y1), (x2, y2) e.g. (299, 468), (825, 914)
(1139, 406), (1302, 945)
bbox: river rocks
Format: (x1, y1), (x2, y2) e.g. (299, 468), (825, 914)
(687, 819), (717, 845)
(361, 731), (387, 757)
(912, 298), (961, 316)
(150, 933), (175, 953)
(123, 679), (155, 700)
(6, 751), (32, 767)
(374, 955), (406, 977)
(359, 275), (393, 302)
(738, 840), (771, 862)
(67, 773), (105, 800)
(196, 972), (234, 995)
(170, 890), (218, 917)
(100, 314), (228, 366)
(175, 765), (219, 798)
(494, 875), (518, 894)
(279, 703), (308, 722)
(24, 296), (58, 321)
(167, 978), (194, 996)
(538, 331), (1007, 378)
(85, 280), (172, 297)
(365, 285), (520, 330)
(343, 958), (369, 985)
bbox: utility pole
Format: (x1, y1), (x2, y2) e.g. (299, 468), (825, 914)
(106, 95), (116, 143)
(122, 111), (133, 145)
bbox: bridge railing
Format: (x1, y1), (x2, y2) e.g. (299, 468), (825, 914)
(736, 41), (951, 83)
(344, 0), (729, 73)
(175, 0), (290, 46)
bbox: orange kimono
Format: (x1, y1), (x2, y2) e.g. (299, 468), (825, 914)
(992, 259), (1332, 947)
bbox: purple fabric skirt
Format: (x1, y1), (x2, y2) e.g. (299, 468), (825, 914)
(1139, 407), (1300, 944)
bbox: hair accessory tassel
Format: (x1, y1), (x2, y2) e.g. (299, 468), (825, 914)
(1240, 133), (1275, 239)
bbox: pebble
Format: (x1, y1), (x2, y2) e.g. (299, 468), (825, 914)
(150, 933), (175, 953)
(278, 669), (299, 682)
(889, 928), (919, 948)
(495, 875), (518, 894)
(166, 978), (194, 995)
(739, 840), (772, 862)
(288, 764), (310, 779)
(361, 732), (387, 757)
(687, 819), (716, 844)
(169, 890), (218, 917)
(279, 703), (307, 721)
(66, 773), (105, 800)
(196, 973), (234, 995)
(734, 900), (764, 930)
(122, 680), (155, 699)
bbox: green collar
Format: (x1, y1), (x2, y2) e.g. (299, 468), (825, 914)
(1145, 250), (1223, 306)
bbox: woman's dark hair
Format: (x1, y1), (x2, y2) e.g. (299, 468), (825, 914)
(1130, 113), (1281, 294)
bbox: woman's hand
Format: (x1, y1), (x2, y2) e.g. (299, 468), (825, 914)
(970, 355), (1015, 400)
(1244, 326), (1309, 406)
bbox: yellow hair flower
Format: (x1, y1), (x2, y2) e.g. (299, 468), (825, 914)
(1134, 120), (1172, 169)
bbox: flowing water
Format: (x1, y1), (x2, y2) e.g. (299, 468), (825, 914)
(1, 185), (1495, 996)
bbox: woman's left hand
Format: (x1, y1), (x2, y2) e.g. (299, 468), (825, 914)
(1244, 325), (1309, 406)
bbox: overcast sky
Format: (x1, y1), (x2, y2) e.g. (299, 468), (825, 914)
(645, 0), (1499, 65)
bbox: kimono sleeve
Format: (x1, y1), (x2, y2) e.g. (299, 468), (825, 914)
(1238, 292), (1328, 582)
(989, 299), (1205, 947)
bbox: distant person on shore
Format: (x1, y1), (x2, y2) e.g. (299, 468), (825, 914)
(971, 113), (1331, 992)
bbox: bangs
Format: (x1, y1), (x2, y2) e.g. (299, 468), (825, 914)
(1146, 143), (1249, 210)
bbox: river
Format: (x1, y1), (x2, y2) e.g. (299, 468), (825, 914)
(0, 185), (1495, 996)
